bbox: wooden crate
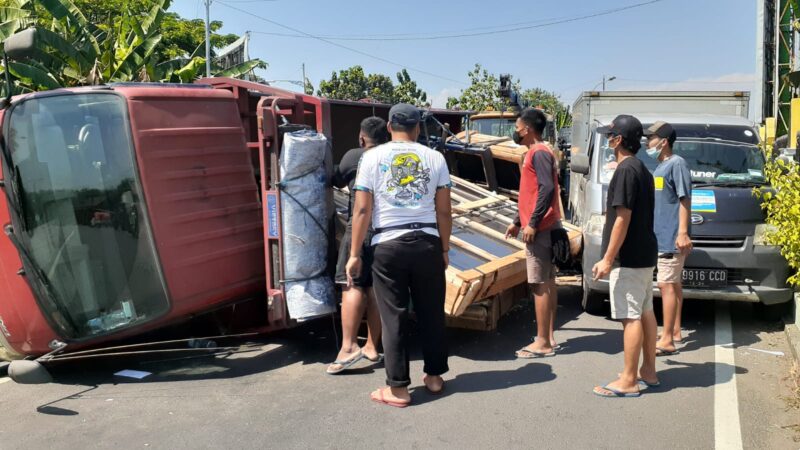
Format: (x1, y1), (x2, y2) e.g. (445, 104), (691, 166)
(446, 283), (527, 331)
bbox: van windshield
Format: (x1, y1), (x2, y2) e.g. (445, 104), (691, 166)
(597, 125), (766, 185)
(6, 93), (169, 339)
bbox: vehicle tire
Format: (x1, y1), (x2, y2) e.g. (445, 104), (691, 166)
(755, 301), (790, 322)
(581, 276), (607, 315)
(0, 361), (8, 377)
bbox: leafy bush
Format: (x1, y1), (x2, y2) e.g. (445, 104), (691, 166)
(761, 147), (800, 286)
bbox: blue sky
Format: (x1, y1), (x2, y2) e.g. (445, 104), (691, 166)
(172, 0), (757, 111)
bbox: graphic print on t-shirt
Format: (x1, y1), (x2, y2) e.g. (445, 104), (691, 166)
(381, 152), (431, 207)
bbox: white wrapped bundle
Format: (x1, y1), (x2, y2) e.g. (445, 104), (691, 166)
(279, 130), (335, 320)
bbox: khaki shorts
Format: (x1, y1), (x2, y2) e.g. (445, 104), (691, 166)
(525, 228), (555, 284)
(610, 266), (655, 320)
(656, 252), (687, 284)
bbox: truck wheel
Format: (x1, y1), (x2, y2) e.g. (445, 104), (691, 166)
(581, 276), (607, 315)
(755, 302), (790, 322)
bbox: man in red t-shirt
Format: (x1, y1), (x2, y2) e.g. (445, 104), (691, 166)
(505, 108), (563, 358)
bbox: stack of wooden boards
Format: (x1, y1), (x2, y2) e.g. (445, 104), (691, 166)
(334, 175), (582, 331)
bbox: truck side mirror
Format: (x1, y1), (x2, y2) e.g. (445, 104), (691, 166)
(0, 28), (37, 109)
(4, 28), (37, 60)
(570, 153), (590, 175)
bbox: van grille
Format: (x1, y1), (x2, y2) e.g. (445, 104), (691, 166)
(691, 235), (746, 248)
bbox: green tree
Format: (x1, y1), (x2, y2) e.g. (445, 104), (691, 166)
(303, 76), (313, 95)
(522, 87), (572, 129)
(0, 0), (265, 92)
(0, 0), (240, 62)
(366, 73), (394, 103)
(446, 64), (517, 112)
(393, 69), (427, 106)
(317, 65), (369, 101)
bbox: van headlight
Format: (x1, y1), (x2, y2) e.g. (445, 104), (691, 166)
(584, 214), (606, 237)
(753, 223), (778, 246)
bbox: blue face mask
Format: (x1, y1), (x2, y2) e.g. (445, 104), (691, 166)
(646, 140), (664, 159)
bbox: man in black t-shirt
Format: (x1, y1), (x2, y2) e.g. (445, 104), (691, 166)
(327, 117), (388, 375)
(591, 115), (659, 398)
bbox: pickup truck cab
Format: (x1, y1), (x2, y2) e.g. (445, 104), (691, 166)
(570, 113), (791, 313)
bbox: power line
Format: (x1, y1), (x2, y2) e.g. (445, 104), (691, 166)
(215, 0), (466, 85)
(249, 0), (668, 42)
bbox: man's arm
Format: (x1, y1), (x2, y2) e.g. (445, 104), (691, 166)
(529, 151), (556, 227)
(676, 197), (692, 252)
(349, 190), (373, 258)
(332, 150), (358, 189)
(593, 207), (631, 280)
(603, 207), (632, 263)
(435, 187), (452, 264)
(675, 160), (693, 252)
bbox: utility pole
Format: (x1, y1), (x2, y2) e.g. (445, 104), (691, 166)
(302, 63), (306, 93)
(204, 0), (212, 78)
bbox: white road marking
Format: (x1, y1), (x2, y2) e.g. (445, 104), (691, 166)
(715, 302), (743, 450)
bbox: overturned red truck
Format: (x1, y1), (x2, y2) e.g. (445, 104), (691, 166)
(0, 75), (469, 366)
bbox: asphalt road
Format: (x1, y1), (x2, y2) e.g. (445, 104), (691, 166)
(1, 285), (799, 450)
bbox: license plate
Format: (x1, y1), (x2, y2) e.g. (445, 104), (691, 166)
(682, 268), (727, 288)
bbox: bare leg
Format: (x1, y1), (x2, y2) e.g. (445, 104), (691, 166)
(363, 288), (382, 360)
(596, 318), (643, 394)
(656, 283), (678, 352)
(549, 279), (558, 346)
(523, 282), (554, 353)
(330, 287), (367, 370)
(673, 284), (684, 341)
(639, 309), (658, 384)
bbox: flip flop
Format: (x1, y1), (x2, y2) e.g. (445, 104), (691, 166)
(422, 376), (445, 395)
(515, 347), (556, 359)
(370, 388), (409, 408)
(326, 350), (364, 374)
(656, 347), (680, 357)
(637, 378), (661, 388)
(364, 354), (384, 364)
(593, 385), (641, 398)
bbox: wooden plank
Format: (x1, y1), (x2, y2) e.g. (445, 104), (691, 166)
(455, 195), (508, 211)
(450, 236), (499, 262)
(456, 218), (525, 249)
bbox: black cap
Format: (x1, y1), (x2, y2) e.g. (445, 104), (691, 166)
(643, 121), (677, 144)
(388, 103), (421, 126)
(596, 114), (643, 148)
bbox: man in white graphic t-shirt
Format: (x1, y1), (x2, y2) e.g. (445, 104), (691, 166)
(346, 103), (452, 408)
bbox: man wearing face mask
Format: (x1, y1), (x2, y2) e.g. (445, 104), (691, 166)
(644, 121), (692, 356)
(505, 108), (563, 358)
(592, 115), (658, 398)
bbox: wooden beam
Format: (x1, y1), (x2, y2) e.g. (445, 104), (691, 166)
(450, 236), (499, 261)
(455, 195), (508, 212)
(456, 218), (526, 250)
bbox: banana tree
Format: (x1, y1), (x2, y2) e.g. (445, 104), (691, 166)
(0, 0), (266, 94)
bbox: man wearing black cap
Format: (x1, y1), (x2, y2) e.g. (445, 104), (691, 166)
(592, 114), (659, 398)
(346, 103), (452, 407)
(644, 121), (692, 356)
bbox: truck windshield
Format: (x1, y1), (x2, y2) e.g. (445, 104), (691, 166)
(6, 93), (169, 339)
(597, 125), (766, 185)
(471, 118), (516, 138)
(470, 117), (554, 141)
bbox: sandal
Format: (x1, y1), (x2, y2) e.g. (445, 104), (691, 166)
(370, 388), (410, 408)
(326, 349), (364, 374)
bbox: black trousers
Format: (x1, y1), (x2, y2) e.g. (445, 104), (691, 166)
(371, 231), (449, 387)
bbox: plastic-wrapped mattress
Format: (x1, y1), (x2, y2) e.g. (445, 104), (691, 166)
(279, 130), (335, 321)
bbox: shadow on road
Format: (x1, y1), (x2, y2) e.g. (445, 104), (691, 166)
(410, 362), (556, 405)
(647, 359), (748, 394)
